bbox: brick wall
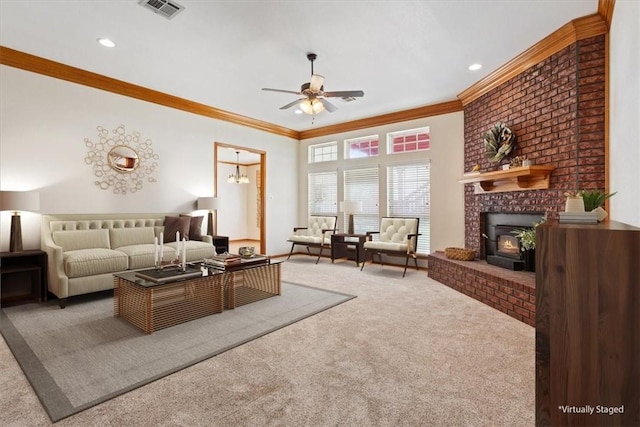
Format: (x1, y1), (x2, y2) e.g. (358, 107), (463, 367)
(463, 36), (606, 252)
(427, 36), (606, 326)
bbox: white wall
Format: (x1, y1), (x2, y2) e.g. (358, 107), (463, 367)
(0, 65), (299, 254)
(299, 112), (466, 254)
(609, 0), (640, 227)
(215, 162), (260, 241)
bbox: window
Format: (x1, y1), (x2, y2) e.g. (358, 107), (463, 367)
(343, 168), (379, 233)
(308, 172), (337, 215)
(308, 142), (338, 163)
(387, 127), (430, 154)
(387, 162), (430, 253)
(344, 135), (379, 159)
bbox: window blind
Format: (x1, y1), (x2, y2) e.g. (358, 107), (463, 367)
(343, 167), (379, 234)
(387, 162), (430, 253)
(308, 172), (337, 215)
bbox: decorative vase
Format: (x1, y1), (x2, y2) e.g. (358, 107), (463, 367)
(593, 206), (608, 222)
(565, 196), (585, 212)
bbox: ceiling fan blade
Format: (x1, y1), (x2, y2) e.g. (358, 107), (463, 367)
(262, 88), (302, 95)
(309, 74), (324, 92)
(319, 98), (337, 112)
(279, 98), (306, 110)
(323, 90), (365, 98)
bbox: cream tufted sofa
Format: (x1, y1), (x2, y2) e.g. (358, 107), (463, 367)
(361, 217), (420, 277)
(41, 214), (217, 307)
(287, 215), (337, 264)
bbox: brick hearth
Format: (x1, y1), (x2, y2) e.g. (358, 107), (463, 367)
(428, 252), (535, 326)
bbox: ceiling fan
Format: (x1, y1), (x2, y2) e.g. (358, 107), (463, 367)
(262, 53), (364, 115)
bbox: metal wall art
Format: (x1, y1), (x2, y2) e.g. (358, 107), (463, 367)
(84, 125), (159, 194)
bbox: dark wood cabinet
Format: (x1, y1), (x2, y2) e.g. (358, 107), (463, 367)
(536, 220), (640, 426)
(1, 250), (48, 306)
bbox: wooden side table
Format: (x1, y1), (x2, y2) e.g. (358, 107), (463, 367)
(331, 233), (367, 266)
(1, 249), (48, 306)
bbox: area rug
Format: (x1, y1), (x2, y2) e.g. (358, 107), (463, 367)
(0, 281), (355, 422)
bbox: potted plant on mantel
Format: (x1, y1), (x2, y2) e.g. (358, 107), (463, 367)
(564, 189), (617, 221)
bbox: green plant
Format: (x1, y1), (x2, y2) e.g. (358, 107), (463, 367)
(579, 189), (617, 211)
(512, 219), (545, 251)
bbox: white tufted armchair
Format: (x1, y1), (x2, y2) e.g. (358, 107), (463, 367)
(360, 217), (420, 277)
(287, 216), (337, 264)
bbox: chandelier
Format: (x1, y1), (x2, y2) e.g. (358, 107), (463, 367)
(228, 151), (249, 184)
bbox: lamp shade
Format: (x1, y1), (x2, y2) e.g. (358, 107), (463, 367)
(197, 197), (219, 210)
(339, 200), (363, 214)
(0, 191), (40, 212)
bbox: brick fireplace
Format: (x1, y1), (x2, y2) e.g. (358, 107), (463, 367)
(429, 35), (606, 325)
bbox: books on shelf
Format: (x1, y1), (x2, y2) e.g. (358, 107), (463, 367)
(559, 211), (598, 224)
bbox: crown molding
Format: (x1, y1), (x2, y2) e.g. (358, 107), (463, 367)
(457, 13), (608, 106)
(598, 0), (615, 30)
(298, 100), (463, 140)
(0, 46), (299, 140)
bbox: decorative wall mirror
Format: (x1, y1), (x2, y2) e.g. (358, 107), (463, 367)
(85, 124), (159, 195)
(108, 145), (140, 172)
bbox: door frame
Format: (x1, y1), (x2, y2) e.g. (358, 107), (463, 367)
(214, 141), (266, 255)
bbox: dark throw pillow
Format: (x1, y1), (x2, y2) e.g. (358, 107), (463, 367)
(163, 216), (191, 243)
(180, 214), (204, 241)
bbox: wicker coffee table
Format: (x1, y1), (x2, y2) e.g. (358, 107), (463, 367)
(204, 257), (282, 309)
(113, 266), (224, 334)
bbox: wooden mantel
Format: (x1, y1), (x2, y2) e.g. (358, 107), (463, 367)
(459, 165), (555, 193)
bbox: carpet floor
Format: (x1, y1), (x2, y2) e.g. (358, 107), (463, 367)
(1, 279), (354, 422)
(0, 257), (535, 426)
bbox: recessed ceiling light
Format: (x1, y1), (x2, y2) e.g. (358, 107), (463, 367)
(468, 63), (482, 71)
(97, 38), (116, 48)
(294, 109), (303, 115)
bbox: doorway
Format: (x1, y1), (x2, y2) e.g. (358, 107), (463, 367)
(214, 142), (266, 255)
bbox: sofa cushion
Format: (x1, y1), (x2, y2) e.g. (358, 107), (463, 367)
(180, 214), (204, 241)
(363, 240), (408, 252)
(115, 244), (175, 269)
(109, 227), (155, 249)
(63, 248), (128, 278)
(165, 240), (215, 262)
(163, 216), (190, 243)
(53, 229), (111, 252)
(288, 235), (330, 245)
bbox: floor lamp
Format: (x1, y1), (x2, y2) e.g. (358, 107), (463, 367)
(339, 201), (363, 235)
(0, 191), (40, 252)
(197, 197), (220, 236)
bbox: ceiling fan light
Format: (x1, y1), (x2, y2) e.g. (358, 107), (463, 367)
(299, 99), (313, 115)
(312, 99), (325, 114)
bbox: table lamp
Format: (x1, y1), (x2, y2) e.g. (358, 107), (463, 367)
(197, 197), (220, 236)
(339, 200), (363, 235)
(0, 191), (40, 252)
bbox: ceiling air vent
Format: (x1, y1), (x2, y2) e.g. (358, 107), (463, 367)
(139, 0), (184, 20)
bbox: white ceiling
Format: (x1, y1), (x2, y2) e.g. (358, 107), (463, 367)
(1, 0), (598, 137)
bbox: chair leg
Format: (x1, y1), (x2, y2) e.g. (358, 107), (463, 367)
(360, 249), (368, 271)
(287, 243), (296, 260)
(316, 246), (324, 264)
(403, 254), (410, 277)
